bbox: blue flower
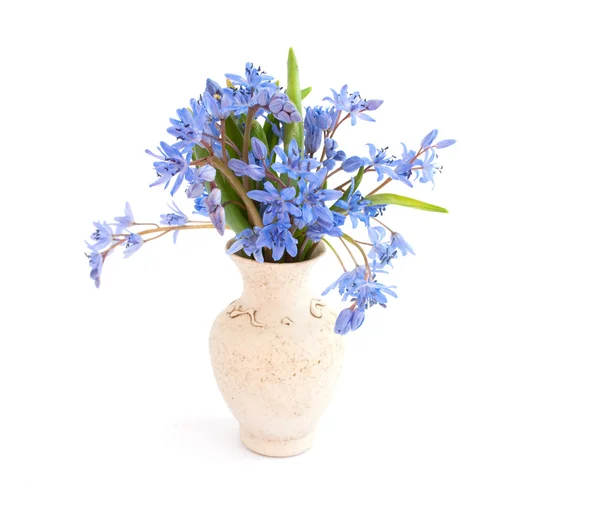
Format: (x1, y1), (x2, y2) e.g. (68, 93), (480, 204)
(368, 227), (398, 269)
(123, 232), (144, 258)
(335, 187), (382, 228)
(364, 144), (395, 181)
(160, 202), (188, 243)
(185, 165), (216, 199)
(225, 63), (277, 92)
(228, 158), (265, 181)
(334, 306), (365, 335)
(113, 202), (134, 234)
(203, 87), (235, 120)
(87, 251), (103, 288)
(194, 188), (225, 235)
(417, 150), (440, 186)
(255, 223), (298, 261)
(247, 181), (301, 225)
(167, 99), (206, 151)
(390, 232), (414, 257)
(323, 85), (383, 126)
(251, 137), (268, 160)
(323, 137), (346, 170)
(342, 278), (397, 309)
(305, 210), (345, 241)
(304, 106), (336, 156)
(86, 221), (113, 251)
(388, 144), (416, 187)
(323, 266), (368, 296)
(146, 142), (192, 196)
(227, 227), (264, 263)
(272, 140), (322, 183)
(295, 169), (343, 229)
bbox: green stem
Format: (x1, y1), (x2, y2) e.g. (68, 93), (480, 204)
(322, 238), (347, 272)
(341, 233), (371, 279)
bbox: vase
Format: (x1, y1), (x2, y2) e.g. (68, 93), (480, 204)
(209, 241), (344, 457)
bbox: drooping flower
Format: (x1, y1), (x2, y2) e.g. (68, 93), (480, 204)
(160, 202), (189, 243)
(194, 188), (225, 235)
(167, 99), (206, 151)
(390, 232), (414, 257)
(186, 165), (216, 199)
(255, 223), (298, 261)
(123, 232), (144, 258)
(146, 142), (192, 196)
(334, 306), (365, 335)
(368, 227), (398, 269)
(87, 251), (103, 288)
(324, 85), (383, 126)
(342, 278), (398, 309)
(247, 181), (301, 225)
(227, 227), (264, 263)
(228, 158), (265, 181)
(323, 265), (369, 296)
(86, 221), (113, 251)
(113, 202), (135, 234)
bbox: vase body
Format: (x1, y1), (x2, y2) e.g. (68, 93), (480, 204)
(209, 242), (344, 457)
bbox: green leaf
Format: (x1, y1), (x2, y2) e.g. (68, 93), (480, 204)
(367, 193), (449, 213)
(283, 47), (304, 151)
(250, 120), (269, 148)
(301, 86), (312, 99)
(225, 116), (244, 154)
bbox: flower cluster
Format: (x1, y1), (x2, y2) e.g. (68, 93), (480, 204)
(85, 49), (455, 335)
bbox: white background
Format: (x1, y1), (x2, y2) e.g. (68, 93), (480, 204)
(1, 0), (599, 508)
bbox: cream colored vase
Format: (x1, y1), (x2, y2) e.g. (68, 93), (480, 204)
(209, 242), (344, 457)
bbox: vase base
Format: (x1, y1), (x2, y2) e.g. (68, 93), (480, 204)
(240, 429), (315, 458)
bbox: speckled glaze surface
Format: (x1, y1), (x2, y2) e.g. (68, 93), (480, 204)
(209, 242), (344, 457)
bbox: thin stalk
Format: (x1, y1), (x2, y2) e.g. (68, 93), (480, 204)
(342, 233), (371, 279)
(372, 216), (394, 233)
(208, 156), (263, 227)
(322, 238), (347, 272)
(339, 237), (359, 267)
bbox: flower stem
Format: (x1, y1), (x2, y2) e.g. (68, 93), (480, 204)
(342, 233), (371, 279)
(339, 237), (359, 267)
(208, 156), (264, 227)
(322, 238), (347, 272)
(372, 216), (394, 233)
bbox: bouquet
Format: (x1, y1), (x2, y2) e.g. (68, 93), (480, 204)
(85, 48), (455, 335)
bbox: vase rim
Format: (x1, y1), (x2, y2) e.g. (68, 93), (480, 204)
(225, 237), (327, 267)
